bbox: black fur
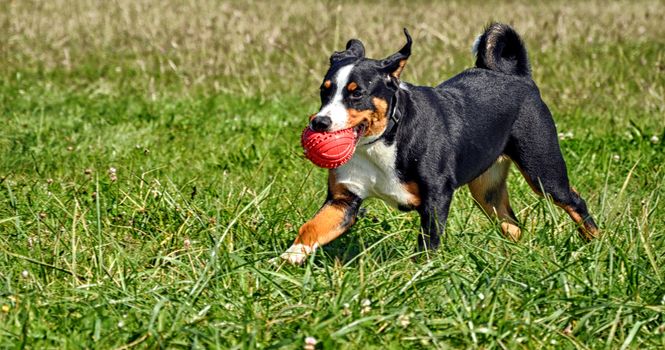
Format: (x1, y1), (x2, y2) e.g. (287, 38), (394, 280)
(474, 23), (531, 76)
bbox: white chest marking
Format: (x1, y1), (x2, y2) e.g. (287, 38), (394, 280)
(317, 64), (354, 131)
(334, 141), (414, 207)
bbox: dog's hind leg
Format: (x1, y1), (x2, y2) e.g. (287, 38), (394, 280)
(468, 156), (521, 241)
(505, 101), (599, 240)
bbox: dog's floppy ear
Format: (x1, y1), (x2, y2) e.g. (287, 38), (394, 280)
(330, 39), (365, 64)
(379, 28), (412, 79)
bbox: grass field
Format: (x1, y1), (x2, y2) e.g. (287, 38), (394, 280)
(1, 0), (664, 348)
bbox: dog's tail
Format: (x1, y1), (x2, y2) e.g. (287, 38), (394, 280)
(472, 23), (530, 77)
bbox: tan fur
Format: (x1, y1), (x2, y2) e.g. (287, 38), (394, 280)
(323, 80), (331, 89)
(560, 204), (599, 240)
(468, 156), (521, 241)
(484, 25), (504, 70)
(295, 203), (348, 246)
(514, 163), (599, 240)
(402, 181), (421, 207)
(345, 97), (389, 136)
(392, 59), (408, 78)
(294, 173), (355, 247)
(347, 82), (358, 91)
(328, 171), (354, 202)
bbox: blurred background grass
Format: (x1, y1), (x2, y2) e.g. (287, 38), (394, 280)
(2, 0), (663, 118)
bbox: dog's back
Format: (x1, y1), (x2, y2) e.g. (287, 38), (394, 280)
(399, 24), (540, 187)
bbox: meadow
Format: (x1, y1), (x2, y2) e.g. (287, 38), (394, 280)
(1, 0), (664, 348)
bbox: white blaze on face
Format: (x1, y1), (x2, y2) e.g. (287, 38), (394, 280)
(317, 64), (354, 131)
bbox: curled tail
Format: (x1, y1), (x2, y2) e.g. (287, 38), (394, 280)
(472, 23), (530, 77)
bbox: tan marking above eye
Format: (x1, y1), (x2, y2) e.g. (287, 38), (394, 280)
(347, 82), (358, 92)
(323, 80), (331, 89)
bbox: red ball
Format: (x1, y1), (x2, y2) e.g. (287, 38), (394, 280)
(301, 127), (359, 169)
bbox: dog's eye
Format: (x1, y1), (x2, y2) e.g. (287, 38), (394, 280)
(350, 89), (363, 99)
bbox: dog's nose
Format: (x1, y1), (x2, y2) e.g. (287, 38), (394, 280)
(310, 116), (332, 132)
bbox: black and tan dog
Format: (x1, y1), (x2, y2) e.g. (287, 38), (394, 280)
(281, 23), (599, 264)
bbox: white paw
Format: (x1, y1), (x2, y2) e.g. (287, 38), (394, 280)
(279, 243), (318, 265)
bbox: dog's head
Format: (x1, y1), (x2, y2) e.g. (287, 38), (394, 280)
(309, 29), (412, 140)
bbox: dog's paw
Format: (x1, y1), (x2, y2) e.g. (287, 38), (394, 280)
(279, 243), (318, 265)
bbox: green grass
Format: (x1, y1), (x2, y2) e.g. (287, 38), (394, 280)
(1, 0), (664, 348)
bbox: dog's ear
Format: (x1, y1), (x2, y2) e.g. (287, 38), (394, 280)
(379, 28), (412, 79)
(330, 39), (365, 64)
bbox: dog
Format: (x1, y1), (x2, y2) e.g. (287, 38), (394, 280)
(281, 23), (599, 264)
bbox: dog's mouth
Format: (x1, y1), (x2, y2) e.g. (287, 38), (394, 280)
(352, 122), (367, 143)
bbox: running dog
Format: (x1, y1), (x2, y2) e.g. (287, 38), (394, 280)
(281, 23), (599, 264)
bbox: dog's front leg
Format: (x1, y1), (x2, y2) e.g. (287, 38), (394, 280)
(417, 189), (453, 251)
(281, 178), (362, 265)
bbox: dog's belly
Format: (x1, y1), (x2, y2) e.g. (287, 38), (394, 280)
(334, 141), (416, 207)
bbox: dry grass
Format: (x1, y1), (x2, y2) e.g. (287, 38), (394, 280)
(2, 0), (664, 96)
(2, 1), (663, 133)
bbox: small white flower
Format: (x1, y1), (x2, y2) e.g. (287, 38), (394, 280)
(117, 320), (124, 328)
(651, 135), (659, 144)
(108, 167), (117, 182)
(397, 314), (410, 328)
(478, 292), (485, 300)
(342, 303), (351, 316)
(612, 154), (620, 162)
(304, 336), (317, 350)
(558, 131), (573, 140)
(184, 238), (191, 249)
(360, 299), (371, 315)
(21, 270), (28, 278)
